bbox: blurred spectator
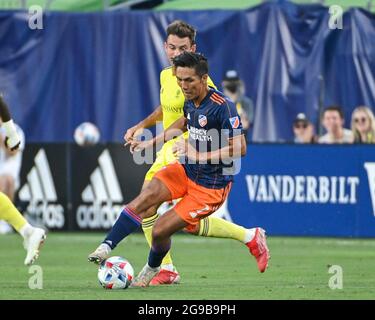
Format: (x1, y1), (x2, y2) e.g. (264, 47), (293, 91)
(222, 70), (254, 142)
(318, 105), (354, 144)
(293, 113), (317, 143)
(0, 116), (25, 234)
(351, 106), (375, 143)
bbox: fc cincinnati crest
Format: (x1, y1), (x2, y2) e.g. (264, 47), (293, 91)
(198, 114), (207, 127)
(229, 116), (240, 129)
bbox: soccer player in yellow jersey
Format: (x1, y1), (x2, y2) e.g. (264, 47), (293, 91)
(89, 21), (263, 283)
(0, 96), (46, 265)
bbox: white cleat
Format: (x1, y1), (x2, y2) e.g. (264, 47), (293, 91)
(130, 264), (161, 288)
(23, 227), (46, 266)
(88, 243), (111, 264)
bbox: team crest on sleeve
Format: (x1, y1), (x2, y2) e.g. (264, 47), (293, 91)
(229, 116), (240, 129)
(198, 114), (207, 127)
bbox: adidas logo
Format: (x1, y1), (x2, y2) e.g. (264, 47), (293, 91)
(82, 149), (123, 203)
(18, 149), (65, 229)
(76, 149), (124, 229)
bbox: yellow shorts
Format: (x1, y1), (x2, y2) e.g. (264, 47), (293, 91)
(144, 132), (188, 182)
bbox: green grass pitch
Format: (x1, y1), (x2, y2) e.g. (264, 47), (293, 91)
(0, 232), (375, 300)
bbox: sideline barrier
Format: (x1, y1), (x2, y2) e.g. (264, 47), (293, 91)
(227, 144), (375, 237)
(16, 143), (375, 237)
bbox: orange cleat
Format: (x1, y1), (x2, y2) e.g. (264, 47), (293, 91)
(246, 227), (270, 273)
(149, 269), (181, 286)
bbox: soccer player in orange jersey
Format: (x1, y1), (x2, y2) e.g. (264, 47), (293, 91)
(89, 53), (270, 286)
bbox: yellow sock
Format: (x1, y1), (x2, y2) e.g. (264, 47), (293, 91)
(199, 216), (247, 243)
(0, 192), (27, 232)
(142, 213), (174, 268)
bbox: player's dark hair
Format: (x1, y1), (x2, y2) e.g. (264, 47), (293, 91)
(166, 20), (196, 45)
(322, 105), (345, 119)
(172, 52), (208, 78)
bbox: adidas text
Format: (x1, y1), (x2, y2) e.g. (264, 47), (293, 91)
(77, 202), (122, 229)
(26, 201), (65, 228)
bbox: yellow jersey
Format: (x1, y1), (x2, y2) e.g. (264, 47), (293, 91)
(160, 67), (216, 130)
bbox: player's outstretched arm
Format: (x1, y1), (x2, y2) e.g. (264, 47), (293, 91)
(124, 105), (163, 145)
(0, 96), (21, 151)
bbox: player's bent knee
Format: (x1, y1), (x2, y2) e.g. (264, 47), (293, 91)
(151, 224), (162, 240)
(151, 229), (162, 244)
(151, 224), (169, 242)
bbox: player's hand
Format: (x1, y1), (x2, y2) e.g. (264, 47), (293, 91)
(124, 126), (143, 147)
(173, 138), (201, 163)
(4, 135), (20, 151)
(172, 138), (199, 162)
(129, 139), (153, 154)
(172, 138), (187, 157)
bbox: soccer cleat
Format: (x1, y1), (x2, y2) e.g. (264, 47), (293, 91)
(88, 243), (111, 264)
(23, 227), (46, 266)
(246, 227), (270, 273)
(130, 264), (160, 288)
(149, 269), (181, 286)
